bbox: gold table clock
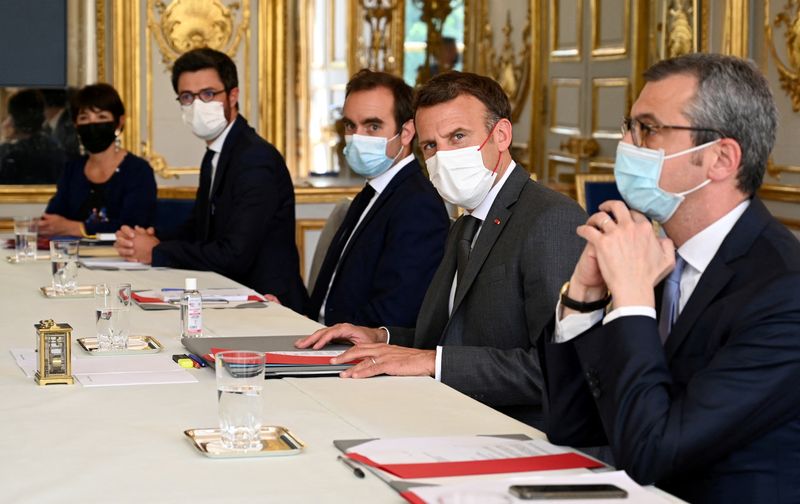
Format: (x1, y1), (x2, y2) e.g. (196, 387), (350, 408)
(34, 319), (74, 385)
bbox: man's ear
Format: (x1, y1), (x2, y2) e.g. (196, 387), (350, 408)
(493, 118), (513, 153)
(708, 137), (741, 183)
(227, 87), (240, 110)
(400, 119), (415, 147)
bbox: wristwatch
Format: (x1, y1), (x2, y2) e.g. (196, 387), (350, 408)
(559, 281), (611, 313)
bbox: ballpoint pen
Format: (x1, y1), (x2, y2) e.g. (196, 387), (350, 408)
(336, 455), (365, 478)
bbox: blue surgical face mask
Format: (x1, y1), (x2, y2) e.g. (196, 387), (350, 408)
(344, 133), (401, 178)
(614, 140), (719, 223)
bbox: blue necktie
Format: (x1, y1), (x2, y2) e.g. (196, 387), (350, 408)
(658, 254), (687, 344)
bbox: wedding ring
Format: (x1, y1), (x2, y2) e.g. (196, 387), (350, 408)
(370, 357), (377, 366)
(599, 217), (611, 230)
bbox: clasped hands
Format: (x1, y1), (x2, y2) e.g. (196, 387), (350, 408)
(294, 323), (436, 379)
(565, 200), (676, 314)
(114, 225), (160, 264)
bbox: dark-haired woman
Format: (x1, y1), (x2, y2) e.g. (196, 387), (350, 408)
(39, 83), (157, 237)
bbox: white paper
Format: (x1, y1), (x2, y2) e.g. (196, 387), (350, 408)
(349, 436), (566, 465)
(10, 348), (37, 378)
(406, 470), (672, 504)
(75, 370), (197, 387)
(10, 349), (197, 387)
(79, 258), (150, 270)
(160, 288), (258, 302)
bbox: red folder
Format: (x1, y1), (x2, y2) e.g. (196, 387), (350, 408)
(131, 292), (263, 304)
(346, 451), (603, 479)
(209, 346), (360, 366)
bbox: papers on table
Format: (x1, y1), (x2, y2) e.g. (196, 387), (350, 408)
(10, 348), (197, 387)
(403, 470), (671, 503)
(209, 346), (355, 368)
(79, 258), (151, 270)
(132, 288), (266, 310)
(337, 436), (603, 479)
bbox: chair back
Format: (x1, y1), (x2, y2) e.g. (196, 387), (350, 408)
(575, 173), (621, 215)
(307, 197), (352, 292)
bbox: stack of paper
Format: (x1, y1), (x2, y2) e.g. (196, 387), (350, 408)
(207, 347), (358, 377)
(10, 349), (197, 387)
(132, 288), (266, 310)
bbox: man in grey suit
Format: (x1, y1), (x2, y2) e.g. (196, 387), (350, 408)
(296, 72), (585, 427)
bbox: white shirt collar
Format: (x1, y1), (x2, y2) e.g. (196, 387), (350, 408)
(677, 199), (750, 275)
(468, 161), (517, 221)
(207, 117), (236, 153)
(366, 154), (415, 194)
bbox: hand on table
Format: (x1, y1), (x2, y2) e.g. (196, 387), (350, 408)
(114, 225), (159, 264)
(38, 213), (82, 237)
(294, 323), (388, 350)
(330, 343), (436, 378)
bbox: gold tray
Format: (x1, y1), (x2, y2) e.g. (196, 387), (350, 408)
(40, 285), (96, 298)
(184, 426), (305, 458)
(77, 335), (164, 356)
(6, 254), (49, 263)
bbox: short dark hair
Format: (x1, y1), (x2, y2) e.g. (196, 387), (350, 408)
(643, 53), (777, 195)
(345, 69), (413, 133)
(71, 83), (125, 126)
(8, 89), (45, 134)
(171, 48), (239, 93)
(414, 71), (511, 132)
(40, 88), (68, 108)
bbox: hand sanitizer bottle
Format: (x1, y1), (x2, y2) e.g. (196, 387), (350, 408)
(180, 278), (203, 338)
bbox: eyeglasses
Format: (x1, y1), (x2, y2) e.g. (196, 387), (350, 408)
(621, 116), (724, 148)
(176, 89), (225, 106)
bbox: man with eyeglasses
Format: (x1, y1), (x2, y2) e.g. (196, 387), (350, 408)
(541, 53), (800, 503)
(114, 48), (307, 312)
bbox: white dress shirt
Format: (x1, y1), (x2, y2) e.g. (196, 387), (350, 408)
(434, 161), (519, 380)
(554, 199), (751, 342)
(318, 154), (416, 321)
(206, 118), (236, 195)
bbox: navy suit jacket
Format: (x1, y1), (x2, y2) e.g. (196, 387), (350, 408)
(152, 116), (307, 313)
(312, 159), (449, 327)
(542, 198), (800, 503)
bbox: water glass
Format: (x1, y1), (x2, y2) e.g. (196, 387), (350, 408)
(215, 351), (265, 450)
(13, 217), (38, 262)
(50, 239), (79, 294)
(94, 283), (131, 351)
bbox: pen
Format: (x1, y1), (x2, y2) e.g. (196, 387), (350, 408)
(187, 353), (207, 368)
(337, 455), (365, 478)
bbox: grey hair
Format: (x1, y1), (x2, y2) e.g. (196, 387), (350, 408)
(643, 53), (777, 195)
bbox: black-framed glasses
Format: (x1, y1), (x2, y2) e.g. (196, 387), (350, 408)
(621, 116), (724, 147)
(176, 89), (225, 106)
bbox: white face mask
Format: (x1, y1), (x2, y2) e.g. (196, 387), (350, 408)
(181, 100), (228, 141)
(425, 127), (500, 209)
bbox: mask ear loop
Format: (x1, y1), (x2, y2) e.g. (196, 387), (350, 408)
(387, 130), (403, 164)
(478, 122), (502, 174)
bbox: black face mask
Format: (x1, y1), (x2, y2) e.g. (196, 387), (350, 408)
(77, 121), (117, 154)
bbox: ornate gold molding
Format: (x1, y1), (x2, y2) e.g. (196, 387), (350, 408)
(529, 0), (545, 178)
(549, 0), (583, 61)
(0, 185), (57, 204)
(766, 0), (800, 112)
(96, 0), (106, 81)
(413, 0), (455, 85)
(147, 0), (248, 66)
(662, 0), (697, 59)
(722, 0), (749, 57)
(349, 0), (405, 75)
(478, 9), (532, 123)
(112, 0), (141, 155)
(590, 0), (630, 59)
(260, 0), (287, 157)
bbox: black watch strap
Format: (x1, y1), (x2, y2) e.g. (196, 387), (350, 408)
(560, 281), (611, 313)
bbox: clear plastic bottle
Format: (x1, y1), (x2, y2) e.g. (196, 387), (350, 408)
(180, 278), (203, 338)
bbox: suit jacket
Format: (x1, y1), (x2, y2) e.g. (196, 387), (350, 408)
(390, 165), (586, 427)
(152, 116), (307, 313)
(542, 198), (800, 503)
(310, 159), (450, 327)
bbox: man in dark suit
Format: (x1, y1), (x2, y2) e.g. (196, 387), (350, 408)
(115, 48), (306, 312)
(297, 72), (586, 427)
(305, 70), (449, 327)
(542, 53), (800, 503)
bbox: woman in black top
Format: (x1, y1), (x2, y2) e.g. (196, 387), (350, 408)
(39, 84), (157, 237)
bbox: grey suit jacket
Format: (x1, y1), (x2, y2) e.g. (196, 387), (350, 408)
(389, 165), (586, 427)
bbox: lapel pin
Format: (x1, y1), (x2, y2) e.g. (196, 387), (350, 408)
(494, 218), (501, 225)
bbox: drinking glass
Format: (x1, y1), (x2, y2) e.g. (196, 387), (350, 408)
(50, 239), (79, 294)
(215, 351), (265, 450)
(94, 283), (131, 351)
(13, 217), (38, 262)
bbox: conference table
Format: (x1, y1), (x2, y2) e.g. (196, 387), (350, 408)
(0, 250), (679, 503)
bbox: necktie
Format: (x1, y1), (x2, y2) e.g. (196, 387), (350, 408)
(456, 215), (481, 290)
(658, 254), (687, 344)
(199, 148), (215, 196)
(307, 184), (376, 320)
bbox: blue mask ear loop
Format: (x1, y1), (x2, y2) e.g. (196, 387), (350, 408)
(385, 132), (403, 165)
(477, 122), (502, 174)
